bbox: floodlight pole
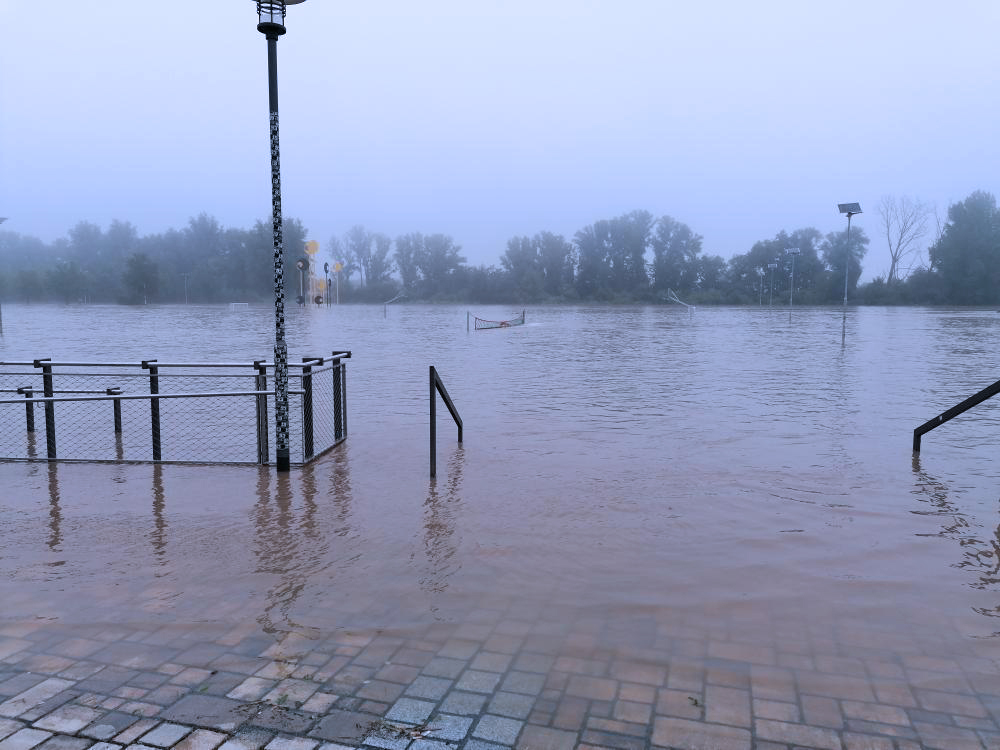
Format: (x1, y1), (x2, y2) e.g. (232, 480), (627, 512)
(768, 261), (778, 306)
(786, 248), (800, 309)
(257, 0), (307, 472)
(838, 203), (862, 306)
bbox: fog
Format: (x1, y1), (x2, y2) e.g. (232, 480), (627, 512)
(2, 1), (998, 280)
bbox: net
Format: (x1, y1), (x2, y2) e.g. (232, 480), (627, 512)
(472, 310), (526, 330)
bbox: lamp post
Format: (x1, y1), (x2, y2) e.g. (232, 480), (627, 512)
(256, 0), (307, 472)
(757, 268), (764, 306)
(837, 203), (862, 305)
(786, 247), (801, 309)
(767, 261), (778, 306)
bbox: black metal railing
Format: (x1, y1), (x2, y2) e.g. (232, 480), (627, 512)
(913, 375), (1000, 452)
(430, 365), (462, 478)
(0, 353), (350, 466)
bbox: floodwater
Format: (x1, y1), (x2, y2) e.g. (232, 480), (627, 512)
(2, 303), (1000, 668)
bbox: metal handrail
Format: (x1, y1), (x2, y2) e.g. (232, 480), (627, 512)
(430, 366), (463, 478)
(913, 375), (1000, 452)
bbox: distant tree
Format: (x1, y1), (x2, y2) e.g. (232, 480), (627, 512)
(344, 225), (372, 287)
(501, 235), (543, 299)
(878, 195), (932, 283)
(611, 210), (653, 292)
(928, 190), (1000, 304)
(394, 233), (423, 290)
(417, 234), (465, 296)
(121, 253), (160, 304)
(651, 216), (703, 293)
(574, 220), (613, 298)
(368, 233), (395, 285)
(16, 269), (43, 303)
(821, 226), (870, 302)
(534, 231), (574, 296)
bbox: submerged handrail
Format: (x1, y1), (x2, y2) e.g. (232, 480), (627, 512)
(913, 375), (1000, 452)
(430, 365), (463, 478)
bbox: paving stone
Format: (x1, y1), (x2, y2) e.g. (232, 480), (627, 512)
(0, 677), (46, 700)
(916, 689), (989, 718)
(34, 736), (92, 750)
(472, 715), (522, 746)
(464, 741), (507, 750)
(0, 728), (53, 750)
(0, 681), (75, 719)
(455, 672), (501, 695)
(424, 714), (471, 742)
(33, 704), (102, 734)
(0, 721), (24, 742)
(174, 729), (229, 750)
(384, 699), (435, 725)
(754, 718), (842, 750)
(651, 717), (751, 750)
(843, 733), (894, 750)
(486, 693), (533, 721)
(407, 740), (451, 750)
(403, 677), (451, 702)
(420, 659), (465, 680)
(228, 680), (275, 702)
(438, 692), (486, 716)
(308, 710), (373, 744)
(88, 744), (123, 750)
(81, 712), (140, 741)
(262, 738), (318, 750)
(704, 685), (750, 728)
(299, 694), (336, 715)
(913, 721), (985, 750)
(218, 727), (274, 750)
(499, 673), (544, 697)
(159, 696), (244, 732)
(113, 718), (158, 745)
(140, 722), (193, 747)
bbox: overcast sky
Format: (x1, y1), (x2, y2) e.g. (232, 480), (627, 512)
(2, 1), (997, 280)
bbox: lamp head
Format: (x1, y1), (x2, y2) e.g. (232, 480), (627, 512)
(838, 202), (862, 216)
(256, 0), (307, 36)
(786, 247), (801, 255)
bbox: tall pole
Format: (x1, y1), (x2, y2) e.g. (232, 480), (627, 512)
(264, 22), (290, 471)
(843, 213), (852, 306)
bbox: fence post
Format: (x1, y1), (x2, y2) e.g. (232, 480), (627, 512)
(430, 366), (437, 478)
(301, 357), (318, 461)
(142, 360), (161, 461)
(107, 388), (123, 434)
(332, 355), (344, 442)
(254, 360), (270, 465)
(33, 359), (56, 459)
(18, 388), (35, 433)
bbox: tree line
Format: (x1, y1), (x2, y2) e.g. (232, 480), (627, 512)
(1, 190), (997, 305)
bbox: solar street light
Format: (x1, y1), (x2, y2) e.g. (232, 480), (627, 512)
(838, 203), (862, 305)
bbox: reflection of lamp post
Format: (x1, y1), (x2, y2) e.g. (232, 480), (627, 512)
(256, 0), (308, 472)
(767, 261), (778, 306)
(323, 262), (330, 306)
(758, 268), (764, 306)
(786, 247), (800, 309)
(295, 258), (307, 305)
(838, 203), (862, 305)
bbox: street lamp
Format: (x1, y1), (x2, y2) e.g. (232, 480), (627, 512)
(256, 0), (307, 472)
(838, 203), (862, 305)
(786, 247), (801, 309)
(767, 261), (778, 306)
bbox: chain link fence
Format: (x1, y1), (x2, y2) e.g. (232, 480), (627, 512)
(0, 353), (349, 466)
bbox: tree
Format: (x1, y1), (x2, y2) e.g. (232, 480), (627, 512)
(344, 225), (372, 287)
(394, 233), (423, 290)
(368, 233), (395, 285)
(417, 234), (465, 297)
(651, 216), (703, 293)
(878, 195), (932, 283)
(821, 226), (870, 302)
(574, 220), (613, 298)
(501, 235), (543, 299)
(534, 231), (574, 296)
(121, 253), (160, 304)
(928, 190), (1000, 304)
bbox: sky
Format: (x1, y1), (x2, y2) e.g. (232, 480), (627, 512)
(1, 1), (998, 281)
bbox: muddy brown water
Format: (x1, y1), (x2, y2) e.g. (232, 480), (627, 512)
(2, 303), (1000, 672)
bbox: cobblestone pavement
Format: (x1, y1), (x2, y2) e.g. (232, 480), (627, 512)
(3, 602), (1000, 750)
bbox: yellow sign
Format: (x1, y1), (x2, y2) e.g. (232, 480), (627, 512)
(304, 240), (319, 255)
(334, 262), (343, 272)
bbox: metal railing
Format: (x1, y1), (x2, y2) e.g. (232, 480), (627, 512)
(0, 352), (350, 466)
(429, 365), (462, 478)
(913, 375), (1000, 452)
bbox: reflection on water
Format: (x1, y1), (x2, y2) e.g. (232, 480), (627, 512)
(46, 463), (61, 554)
(421, 444), (464, 606)
(912, 454), (1000, 626)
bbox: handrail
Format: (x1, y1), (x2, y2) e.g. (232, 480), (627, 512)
(913, 375), (1000, 452)
(430, 365), (463, 478)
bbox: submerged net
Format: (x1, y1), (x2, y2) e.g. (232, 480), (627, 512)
(473, 310), (526, 330)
